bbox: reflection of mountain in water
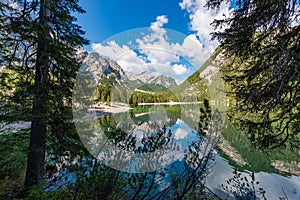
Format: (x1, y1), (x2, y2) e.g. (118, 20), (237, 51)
(122, 113), (177, 133)
(53, 104), (300, 199)
(179, 104), (202, 130)
(100, 110), (190, 152)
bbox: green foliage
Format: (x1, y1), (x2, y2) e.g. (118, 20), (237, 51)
(129, 90), (179, 107)
(94, 76), (136, 104)
(198, 99), (212, 135)
(0, 130), (29, 199)
(0, 67), (34, 122)
(220, 120), (300, 173)
(206, 0), (300, 150)
(183, 46), (222, 86)
(0, 0), (88, 186)
(68, 162), (128, 200)
(94, 83), (113, 103)
(191, 51), (224, 102)
(187, 71), (200, 84)
(138, 83), (169, 92)
(221, 169), (267, 200)
(46, 107), (90, 177)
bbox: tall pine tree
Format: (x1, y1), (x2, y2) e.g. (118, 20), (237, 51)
(0, 0), (88, 186)
(206, 0), (299, 150)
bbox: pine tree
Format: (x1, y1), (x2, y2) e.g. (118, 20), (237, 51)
(0, 0), (88, 186)
(206, 0), (300, 149)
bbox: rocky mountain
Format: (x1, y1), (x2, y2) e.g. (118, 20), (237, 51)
(173, 47), (225, 101)
(127, 72), (177, 89)
(77, 50), (177, 90)
(78, 51), (129, 86)
(127, 71), (157, 83)
(151, 75), (177, 89)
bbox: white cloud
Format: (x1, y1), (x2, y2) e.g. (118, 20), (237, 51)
(137, 15), (180, 66)
(92, 41), (130, 59)
(173, 64), (188, 75)
(175, 34), (209, 68)
(150, 15), (168, 32)
(147, 62), (189, 78)
(135, 16), (206, 75)
(180, 0), (232, 52)
(92, 41), (148, 74)
(91, 12), (225, 83)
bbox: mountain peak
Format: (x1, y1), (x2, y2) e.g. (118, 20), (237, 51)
(127, 71), (158, 83)
(78, 51), (128, 85)
(127, 72), (177, 89)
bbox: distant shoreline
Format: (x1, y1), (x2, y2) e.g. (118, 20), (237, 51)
(138, 102), (203, 106)
(88, 100), (227, 117)
(88, 102), (131, 117)
(87, 102), (202, 117)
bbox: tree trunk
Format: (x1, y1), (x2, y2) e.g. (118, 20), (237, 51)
(25, 0), (50, 186)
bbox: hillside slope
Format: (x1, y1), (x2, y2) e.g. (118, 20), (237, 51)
(173, 47), (225, 102)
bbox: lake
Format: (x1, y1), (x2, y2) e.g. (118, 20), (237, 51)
(71, 104), (300, 199)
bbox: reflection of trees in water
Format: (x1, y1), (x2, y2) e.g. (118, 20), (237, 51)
(69, 137), (218, 199)
(53, 100), (229, 199)
(221, 169), (267, 200)
(221, 169), (290, 200)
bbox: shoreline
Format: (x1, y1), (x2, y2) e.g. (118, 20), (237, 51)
(87, 101), (202, 117)
(87, 100), (226, 117)
(138, 101), (203, 106)
(88, 102), (132, 117)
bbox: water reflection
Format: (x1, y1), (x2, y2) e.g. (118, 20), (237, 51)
(221, 169), (267, 200)
(64, 103), (222, 199)
(55, 103), (300, 199)
(95, 106), (218, 173)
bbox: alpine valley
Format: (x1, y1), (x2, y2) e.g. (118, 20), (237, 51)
(77, 48), (225, 105)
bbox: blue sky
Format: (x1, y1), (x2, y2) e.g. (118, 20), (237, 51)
(75, 0), (232, 83)
(76, 0), (191, 47)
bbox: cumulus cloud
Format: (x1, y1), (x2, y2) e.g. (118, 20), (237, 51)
(135, 16), (206, 77)
(91, 13), (220, 83)
(92, 16), (182, 75)
(174, 34), (209, 68)
(92, 41), (148, 74)
(150, 15), (168, 32)
(92, 41), (130, 59)
(137, 15), (180, 66)
(173, 64), (188, 75)
(180, 0), (232, 52)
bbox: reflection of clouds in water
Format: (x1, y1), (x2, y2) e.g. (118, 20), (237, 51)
(160, 118), (203, 164)
(255, 172), (300, 199)
(171, 119), (197, 140)
(207, 155), (300, 200)
(80, 111), (209, 172)
(127, 117), (203, 166)
(174, 128), (189, 140)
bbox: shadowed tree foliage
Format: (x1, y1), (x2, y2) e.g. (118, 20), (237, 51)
(206, 0), (300, 150)
(51, 102), (222, 200)
(0, 0), (88, 186)
(221, 169), (267, 200)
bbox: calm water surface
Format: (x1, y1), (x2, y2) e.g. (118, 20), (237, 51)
(107, 105), (300, 199)
(60, 104), (300, 199)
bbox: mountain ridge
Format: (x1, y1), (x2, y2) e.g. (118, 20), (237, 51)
(77, 48), (225, 104)
(78, 50), (178, 89)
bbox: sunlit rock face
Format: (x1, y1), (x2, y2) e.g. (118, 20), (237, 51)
(77, 50), (177, 90)
(127, 71), (177, 89)
(78, 51), (129, 85)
